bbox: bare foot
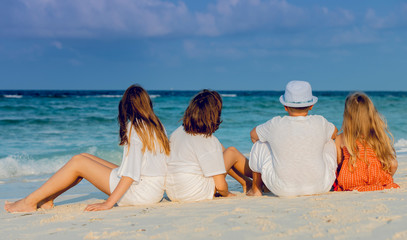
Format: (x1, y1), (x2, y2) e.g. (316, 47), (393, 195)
(38, 200), (54, 210)
(246, 188), (262, 196)
(4, 199), (37, 213)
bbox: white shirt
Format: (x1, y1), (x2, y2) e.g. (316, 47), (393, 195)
(116, 124), (167, 183)
(256, 115), (335, 193)
(167, 126), (226, 177)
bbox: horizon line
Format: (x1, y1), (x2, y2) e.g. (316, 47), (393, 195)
(1, 89), (407, 92)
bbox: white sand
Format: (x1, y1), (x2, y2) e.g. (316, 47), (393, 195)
(2, 156), (407, 240)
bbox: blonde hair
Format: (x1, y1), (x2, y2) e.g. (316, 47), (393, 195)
(341, 92), (395, 172)
(118, 85), (170, 156)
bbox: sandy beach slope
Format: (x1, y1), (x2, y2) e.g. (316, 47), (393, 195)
(1, 156), (407, 240)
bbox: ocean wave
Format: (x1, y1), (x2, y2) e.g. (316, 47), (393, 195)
(84, 116), (116, 123)
(2, 95), (23, 98)
(221, 94), (237, 97)
(0, 154), (67, 179)
(149, 94), (160, 98)
(0, 146), (105, 179)
(0, 105), (38, 111)
(0, 118), (54, 125)
(93, 95), (122, 98)
(395, 139), (407, 154)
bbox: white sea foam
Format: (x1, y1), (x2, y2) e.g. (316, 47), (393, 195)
(395, 138), (407, 154)
(149, 94), (160, 98)
(221, 94), (237, 97)
(0, 154), (67, 179)
(95, 95), (122, 98)
(3, 95), (23, 98)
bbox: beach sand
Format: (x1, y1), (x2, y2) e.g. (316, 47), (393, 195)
(1, 156), (407, 240)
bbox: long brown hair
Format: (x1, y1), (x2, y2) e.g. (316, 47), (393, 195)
(118, 85), (170, 155)
(341, 92), (395, 172)
(183, 89), (223, 137)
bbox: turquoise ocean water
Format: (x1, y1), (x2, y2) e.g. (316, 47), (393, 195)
(1, 90), (407, 198)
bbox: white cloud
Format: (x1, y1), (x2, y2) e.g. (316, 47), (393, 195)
(1, 0), (192, 37)
(51, 41), (62, 49)
(330, 27), (377, 46)
(0, 0), (358, 38)
(0, 0), (405, 50)
(365, 8), (390, 29)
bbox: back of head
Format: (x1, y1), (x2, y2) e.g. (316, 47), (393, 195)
(118, 84), (170, 155)
(342, 92), (395, 171)
(183, 89), (223, 137)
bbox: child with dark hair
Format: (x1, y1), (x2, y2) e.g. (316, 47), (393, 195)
(165, 90), (252, 202)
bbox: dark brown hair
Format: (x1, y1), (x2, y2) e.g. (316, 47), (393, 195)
(183, 89), (223, 137)
(118, 84), (170, 155)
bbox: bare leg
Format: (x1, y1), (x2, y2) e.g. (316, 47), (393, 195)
(79, 153), (119, 169)
(5, 154), (115, 213)
(37, 177), (83, 209)
(247, 172), (263, 196)
(223, 147), (253, 193)
(227, 167), (252, 193)
(36, 153), (118, 209)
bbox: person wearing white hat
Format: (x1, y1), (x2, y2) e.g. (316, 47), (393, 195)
(247, 80), (338, 197)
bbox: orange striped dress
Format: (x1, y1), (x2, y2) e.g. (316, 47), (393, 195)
(336, 142), (399, 192)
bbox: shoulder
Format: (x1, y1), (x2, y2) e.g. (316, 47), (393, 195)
(169, 126), (184, 139)
(261, 116), (282, 126)
(128, 124), (142, 144)
(309, 115), (334, 127)
(336, 133), (343, 144)
(308, 115), (329, 122)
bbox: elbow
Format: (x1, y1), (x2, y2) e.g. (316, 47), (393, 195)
(250, 128), (259, 143)
(390, 159), (398, 176)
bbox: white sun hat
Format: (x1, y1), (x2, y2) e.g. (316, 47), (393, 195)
(279, 80), (318, 107)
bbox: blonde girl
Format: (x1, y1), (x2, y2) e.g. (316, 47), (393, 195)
(335, 92), (399, 192)
(5, 85), (170, 212)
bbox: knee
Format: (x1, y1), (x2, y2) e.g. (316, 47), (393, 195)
(79, 153), (91, 158)
(70, 154), (86, 165)
(225, 146), (238, 154)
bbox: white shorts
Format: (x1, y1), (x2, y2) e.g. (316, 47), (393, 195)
(165, 173), (215, 202)
(249, 141), (337, 197)
(110, 168), (165, 206)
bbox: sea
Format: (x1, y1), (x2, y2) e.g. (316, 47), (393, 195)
(1, 90), (407, 199)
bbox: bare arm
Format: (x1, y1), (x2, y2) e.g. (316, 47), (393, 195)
(250, 127), (259, 143)
(390, 158), (398, 176)
(85, 176), (134, 211)
(331, 126), (338, 140)
(335, 134), (343, 165)
(213, 174), (235, 197)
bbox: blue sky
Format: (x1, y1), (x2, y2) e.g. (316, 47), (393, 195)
(1, 0), (406, 90)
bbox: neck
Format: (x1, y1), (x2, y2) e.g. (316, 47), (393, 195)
(288, 112), (308, 117)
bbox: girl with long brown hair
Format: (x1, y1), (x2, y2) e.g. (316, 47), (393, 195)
(165, 90), (253, 202)
(335, 92), (399, 191)
(5, 85), (170, 212)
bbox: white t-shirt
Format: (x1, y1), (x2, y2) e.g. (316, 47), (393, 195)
(115, 124), (167, 183)
(256, 115), (335, 194)
(167, 126), (226, 177)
